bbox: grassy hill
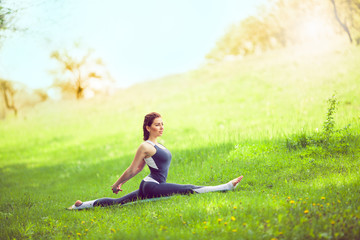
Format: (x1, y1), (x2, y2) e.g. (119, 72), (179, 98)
(0, 44), (359, 239)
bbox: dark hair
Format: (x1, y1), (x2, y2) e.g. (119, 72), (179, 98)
(143, 112), (161, 140)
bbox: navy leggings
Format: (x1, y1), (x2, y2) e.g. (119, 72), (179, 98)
(93, 189), (140, 207)
(93, 180), (201, 207)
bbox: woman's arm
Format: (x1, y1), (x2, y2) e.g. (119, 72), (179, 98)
(111, 144), (149, 194)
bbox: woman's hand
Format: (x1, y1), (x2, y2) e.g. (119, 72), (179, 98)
(111, 184), (123, 194)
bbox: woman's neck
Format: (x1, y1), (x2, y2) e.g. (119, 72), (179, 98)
(148, 137), (158, 144)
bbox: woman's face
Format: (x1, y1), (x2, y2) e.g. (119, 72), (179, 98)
(147, 117), (164, 138)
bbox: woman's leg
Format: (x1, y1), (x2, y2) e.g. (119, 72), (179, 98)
(68, 189), (141, 210)
(193, 176), (243, 193)
(139, 176), (243, 198)
(94, 189), (140, 207)
(139, 181), (198, 198)
(69, 176), (243, 210)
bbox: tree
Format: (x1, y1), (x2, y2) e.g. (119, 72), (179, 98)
(330, 0), (360, 44)
(0, 0), (21, 44)
(33, 88), (48, 102)
(206, 0), (360, 61)
(0, 1), (21, 118)
(50, 46), (109, 99)
(0, 79), (17, 116)
(206, 16), (275, 60)
(330, 0), (353, 43)
(0, 1), (11, 39)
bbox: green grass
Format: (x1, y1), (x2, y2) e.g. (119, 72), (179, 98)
(1, 45), (360, 239)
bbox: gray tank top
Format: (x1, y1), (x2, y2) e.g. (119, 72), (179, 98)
(143, 140), (172, 183)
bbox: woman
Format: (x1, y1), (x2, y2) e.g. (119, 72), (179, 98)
(69, 112), (243, 210)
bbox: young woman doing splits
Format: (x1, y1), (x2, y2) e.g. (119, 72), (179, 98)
(68, 112), (243, 210)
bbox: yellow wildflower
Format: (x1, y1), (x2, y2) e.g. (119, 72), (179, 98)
(304, 210), (309, 214)
(331, 220), (335, 225)
(111, 228), (116, 233)
(85, 229), (88, 232)
(81, 221), (85, 224)
(77, 233), (81, 236)
(233, 206), (237, 210)
(231, 216), (236, 221)
(217, 218), (222, 223)
(290, 200), (295, 204)
(232, 229), (237, 232)
(321, 197), (325, 200)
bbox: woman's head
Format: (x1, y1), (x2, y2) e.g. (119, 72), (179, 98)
(143, 112), (162, 140)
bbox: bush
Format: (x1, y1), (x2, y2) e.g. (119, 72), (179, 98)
(285, 95), (358, 156)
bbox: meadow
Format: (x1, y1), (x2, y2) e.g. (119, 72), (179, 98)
(0, 44), (359, 239)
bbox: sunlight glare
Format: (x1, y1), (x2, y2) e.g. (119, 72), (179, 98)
(298, 16), (332, 42)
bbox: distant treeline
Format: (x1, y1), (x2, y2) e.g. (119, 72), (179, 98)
(206, 0), (360, 61)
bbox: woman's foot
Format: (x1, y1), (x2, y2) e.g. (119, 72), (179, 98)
(67, 200), (95, 210)
(75, 200), (83, 207)
(231, 176), (243, 188)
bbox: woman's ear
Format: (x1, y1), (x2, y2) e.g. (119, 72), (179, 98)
(146, 126), (150, 132)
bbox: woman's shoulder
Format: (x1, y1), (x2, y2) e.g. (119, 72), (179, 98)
(139, 141), (155, 151)
(138, 141), (157, 156)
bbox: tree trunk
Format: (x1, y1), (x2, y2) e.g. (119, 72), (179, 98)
(75, 69), (83, 99)
(330, 0), (353, 43)
(1, 87), (17, 116)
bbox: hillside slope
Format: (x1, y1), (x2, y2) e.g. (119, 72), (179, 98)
(0, 44), (359, 240)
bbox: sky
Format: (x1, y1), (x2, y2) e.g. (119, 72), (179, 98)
(0, 0), (268, 89)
